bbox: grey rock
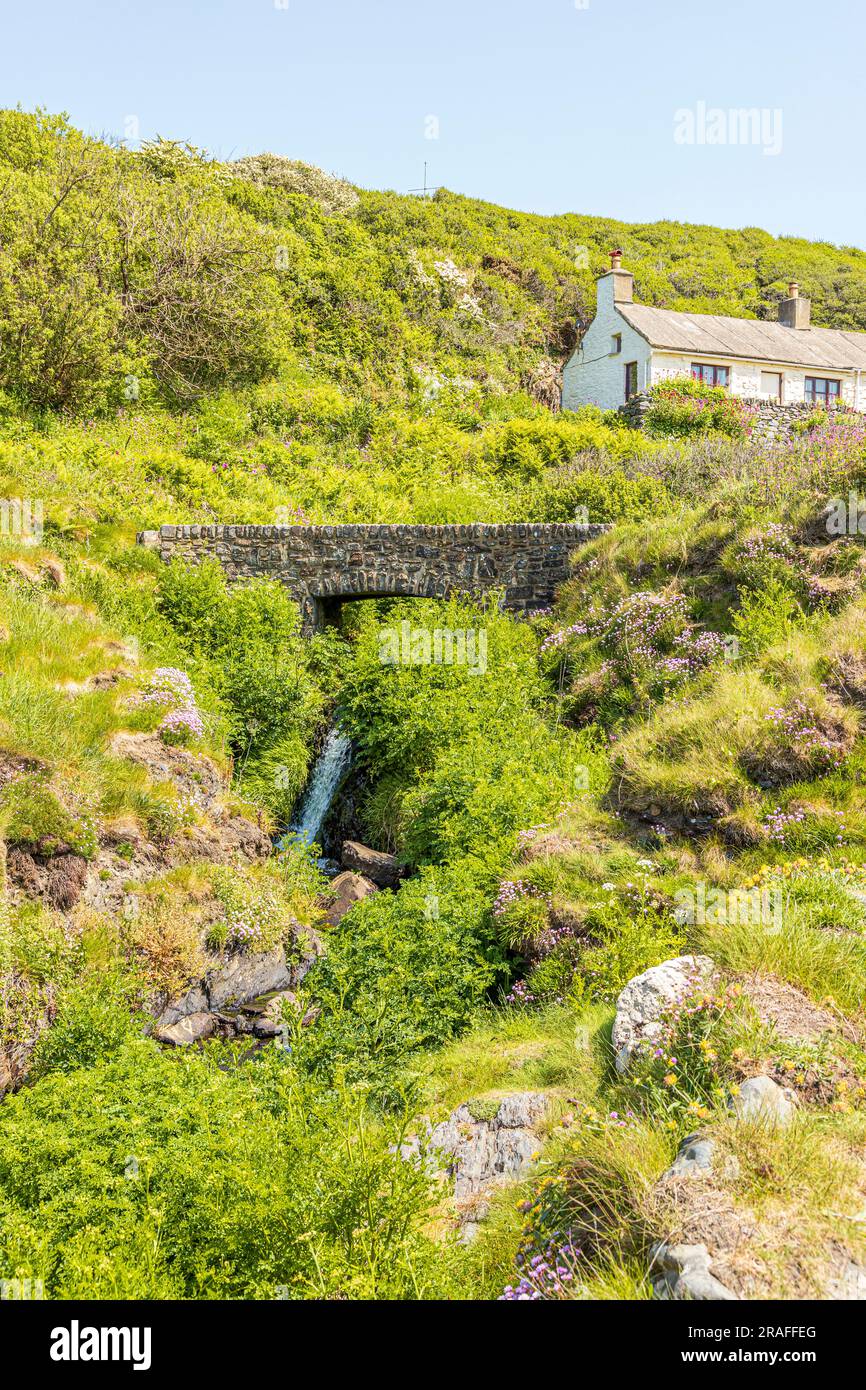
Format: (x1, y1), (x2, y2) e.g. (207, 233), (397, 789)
(651, 1242), (739, 1301)
(729, 1074), (796, 1126)
(661, 1133), (741, 1182)
(428, 1092), (547, 1203)
(154, 1011), (215, 1047)
(155, 984), (208, 1029)
(661, 1133), (716, 1180)
(206, 949), (294, 1012)
(612, 955), (715, 1074)
(252, 1016), (281, 1039)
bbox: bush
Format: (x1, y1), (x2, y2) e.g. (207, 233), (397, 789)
(531, 468), (669, 523)
(0, 1044), (453, 1299)
(29, 973), (138, 1078)
(296, 867), (505, 1104)
(155, 560), (325, 813)
(645, 377), (756, 440)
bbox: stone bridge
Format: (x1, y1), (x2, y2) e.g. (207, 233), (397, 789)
(137, 522), (605, 632)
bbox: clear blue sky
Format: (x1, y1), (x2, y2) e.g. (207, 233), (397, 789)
(3, 0), (863, 247)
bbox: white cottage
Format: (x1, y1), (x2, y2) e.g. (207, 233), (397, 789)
(562, 251), (866, 413)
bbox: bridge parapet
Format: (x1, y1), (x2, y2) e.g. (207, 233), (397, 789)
(137, 522), (607, 631)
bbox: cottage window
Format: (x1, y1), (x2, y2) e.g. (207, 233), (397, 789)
(625, 361), (638, 400)
(611, 333), (622, 355)
(804, 376), (840, 406)
(691, 362), (730, 388)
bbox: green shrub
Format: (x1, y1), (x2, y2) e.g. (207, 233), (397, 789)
(29, 973), (138, 1078)
(645, 377), (756, 440)
(296, 867), (505, 1104)
(531, 468), (669, 523)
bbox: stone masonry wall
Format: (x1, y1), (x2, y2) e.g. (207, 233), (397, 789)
(137, 523), (606, 632)
(618, 391), (863, 443)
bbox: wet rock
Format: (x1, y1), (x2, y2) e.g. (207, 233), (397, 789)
(612, 955), (715, 1074)
(154, 1011), (216, 1046)
(651, 1242), (739, 1301)
(341, 840), (404, 888)
(729, 1075), (796, 1126)
(252, 1016), (281, 1039)
(323, 870), (377, 927)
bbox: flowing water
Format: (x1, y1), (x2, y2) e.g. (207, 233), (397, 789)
(287, 726), (352, 849)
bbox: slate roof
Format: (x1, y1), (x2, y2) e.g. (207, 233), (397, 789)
(617, 303), (866, 372)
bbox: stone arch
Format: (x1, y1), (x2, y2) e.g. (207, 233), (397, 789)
(303, 571), (458, 632)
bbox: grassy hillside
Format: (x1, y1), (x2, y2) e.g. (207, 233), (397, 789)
(3, 108), (866, 1302)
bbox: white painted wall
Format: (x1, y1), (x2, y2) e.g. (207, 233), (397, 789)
(561, 278), (652, 412)
(651, 352), (857, 405)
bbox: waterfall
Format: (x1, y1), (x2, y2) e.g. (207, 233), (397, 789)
(287, 726), (352, 849)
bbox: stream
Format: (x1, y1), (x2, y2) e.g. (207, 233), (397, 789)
(282, 725), (353, 854)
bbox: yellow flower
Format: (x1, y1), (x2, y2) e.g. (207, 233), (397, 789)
(663, 1073), (677, 1087)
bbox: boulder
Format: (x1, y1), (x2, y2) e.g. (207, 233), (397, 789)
(729, 1074), (796, 1126)
(154, 1011), (216, 1046)
(252, 1016), (282, 1039)
(341, 840), (404, 888)
(428, 1092), (547, 1203)
(154, 984), (209, 1030)
(206, 949), (295, 1012)
(612, 955), (715, 1074)
(651, 1242), (739, 1301)
(660, 1132), (741, 1182)
(323, 870), (377, 927)
(661, 1133), (716, 1180)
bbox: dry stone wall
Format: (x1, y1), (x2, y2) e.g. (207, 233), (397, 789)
(618, 391), (863, 443)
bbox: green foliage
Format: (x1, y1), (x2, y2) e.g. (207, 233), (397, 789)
(0, 1044), (454, 1299)
(29, 973), (139, 1079)
(530, 468), (669, 523)
(5, 105), (866, 1305)
(732, 577), (804, 658)
(0, 775), (97, 858)
(155, 559), (327, 811)
(296, 867), (505, 1105)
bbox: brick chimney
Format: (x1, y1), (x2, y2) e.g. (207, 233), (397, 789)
(597, 248), (633, 309)
(778, 281), (811, 329)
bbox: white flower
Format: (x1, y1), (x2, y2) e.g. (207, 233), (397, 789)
(602, 882), (616, 891)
